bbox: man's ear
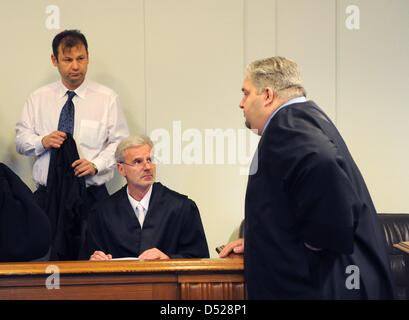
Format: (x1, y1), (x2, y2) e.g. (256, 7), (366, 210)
(51, 54), (58, 67)
(117, 163), (126, 177)
(264, 87), (274, 106)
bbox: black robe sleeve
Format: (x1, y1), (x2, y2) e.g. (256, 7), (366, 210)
(79, 205), (108, 260)
(0, 163), (51, 261)
(265, 104), (362, 255)
(284, 149), (360, 254)
(168, 198), (209, 259)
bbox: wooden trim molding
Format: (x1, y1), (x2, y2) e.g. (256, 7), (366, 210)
(0, 257), (246, 300)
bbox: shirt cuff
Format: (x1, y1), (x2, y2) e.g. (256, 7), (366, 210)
(92, 158), (106, 175)
(34, 136), (46, 156)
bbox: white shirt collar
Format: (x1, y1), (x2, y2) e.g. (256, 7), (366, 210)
(57, 79), (88, 99)
(126, 184), (153, 214)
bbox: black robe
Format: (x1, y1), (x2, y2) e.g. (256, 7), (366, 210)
(80, 182), (209, 259)
(45, 135), (87, 260)
(244, 100), (395, 299)
(0, 163), (51, 261)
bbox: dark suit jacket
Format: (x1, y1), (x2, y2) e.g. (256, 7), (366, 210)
(0, 163), (50, 261)
(81, 182), (209, 259)
(244, 100), (394, 299)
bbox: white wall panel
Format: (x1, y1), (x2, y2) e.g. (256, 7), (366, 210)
(145, 0), (245, 256)
(337, 0), (409, 212)
(276, 0), (337, 121)
(244, 0), (276, 65)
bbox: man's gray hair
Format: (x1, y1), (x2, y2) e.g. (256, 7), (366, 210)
(115, 135), (154, 163)
(246, 56), (307, 99)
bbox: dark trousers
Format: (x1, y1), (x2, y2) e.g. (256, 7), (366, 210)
(34, 184), (109, 260)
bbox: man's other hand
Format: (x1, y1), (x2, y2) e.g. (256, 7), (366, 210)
(219, 238), (244, 258)
(41, 130), (67, 149)
(138, 248), (169, 260)
(90, 251), (112, 261)
(72, 158), (97, 177)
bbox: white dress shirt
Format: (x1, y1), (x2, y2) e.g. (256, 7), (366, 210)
(126, 185), (153, 228)
(15, 80), (129, 187)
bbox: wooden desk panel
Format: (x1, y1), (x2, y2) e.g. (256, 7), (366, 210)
(0, 258), (245, 300)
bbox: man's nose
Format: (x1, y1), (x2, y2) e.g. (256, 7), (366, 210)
(239, 99), (244, 109)
(72, 60), (79, 69)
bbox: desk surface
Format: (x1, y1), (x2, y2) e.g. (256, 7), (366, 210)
(0, 257), (245, 300)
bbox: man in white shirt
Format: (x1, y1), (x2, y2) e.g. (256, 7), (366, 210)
(15, 30), (129, 258)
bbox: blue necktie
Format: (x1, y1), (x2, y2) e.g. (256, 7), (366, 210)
(58, 91), (76, 134)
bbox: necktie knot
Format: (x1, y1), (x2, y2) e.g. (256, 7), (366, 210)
(67, 91), (76, 100)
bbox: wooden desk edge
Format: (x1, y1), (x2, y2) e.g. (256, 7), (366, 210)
(0, 258), (244, 276)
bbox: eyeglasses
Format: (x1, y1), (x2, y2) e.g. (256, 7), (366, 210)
(119, 158), (155, 168)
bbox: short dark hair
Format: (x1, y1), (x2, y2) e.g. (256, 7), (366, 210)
(52, 29), (88, 61)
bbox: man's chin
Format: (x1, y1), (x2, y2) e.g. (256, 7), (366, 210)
(143, 179), (155, 186)
(245, 121), (260, 135)
(67, 77), (85, 88)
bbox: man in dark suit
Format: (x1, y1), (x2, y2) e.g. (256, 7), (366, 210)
(81, 135), (209, 260)
(220, 56), (394, 299)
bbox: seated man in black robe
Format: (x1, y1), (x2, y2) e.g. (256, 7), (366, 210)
(81, 135), (209, 260)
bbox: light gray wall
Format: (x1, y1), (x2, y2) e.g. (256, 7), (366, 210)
(1, 0), (408, 258)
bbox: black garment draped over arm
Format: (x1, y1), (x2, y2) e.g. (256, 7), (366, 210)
(45, 134), (87, 260)
(0, 163), (51, 261)
(80, 182), (209, 260)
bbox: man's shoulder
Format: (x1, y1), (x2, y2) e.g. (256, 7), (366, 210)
(263, 100), (340, 167)
(85, 80), (119, 98)
(266, 100), (330, 136)
(92, 186), (126, 210)
(29, 81), (60, 98)
(152, 183), (198, 214)
(276, 100), (329, 124)
(106, 186), (127, 203)
(154, 182), (189, 200)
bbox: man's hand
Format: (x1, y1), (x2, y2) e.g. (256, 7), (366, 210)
(41, 131), (67, 149)
(90, 251), (112, 261)
(72, 159), (97, 177)
(219, 238), (244, 258)
(138, 248), (169, 260)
